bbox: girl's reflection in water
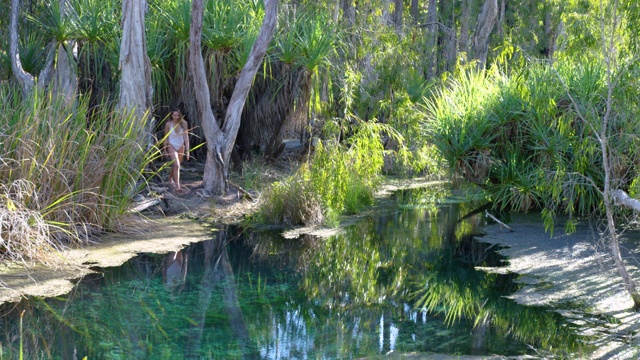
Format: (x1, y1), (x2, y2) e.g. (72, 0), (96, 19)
(163, 250), (188, 293)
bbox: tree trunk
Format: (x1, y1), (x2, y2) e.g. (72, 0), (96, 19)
(382, 0), (393, 26)
(459, 0), (471, 58)
(51, 42), (77, 107)
(393, 0), (403, 31)
(439, 0), (456, 73)
(411, 0), (419, 24)
(118, 0), (153, 122)
(473, 0), (498, 70)
(497, 0), (505, 37)
(424, 0), (437, 79)
(543, 5), (557, 60)
(342, 0), (356, 28)
(9, 0), (55, 97)
(190, 0), (278, 194)
(50, 0), (77, 107)
(599, 0), (640, 310)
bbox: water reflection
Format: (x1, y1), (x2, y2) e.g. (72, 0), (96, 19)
(163, 250), (188, 293)
(0, 185), (590, 359)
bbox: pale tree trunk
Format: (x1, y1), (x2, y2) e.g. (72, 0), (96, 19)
(473, 0), (498, 70)
(544, 8), (552, 57)
(118, 0), (153, 122)
(599, 0), (640, 309)
(190, 0), (278, 194)
(9, 0), (55, 97)
(543, 5), (560, 61)
(51, 42), (77, 106)
(51, 0), (77, 107)
(411, 0), (419, 24)
(425, 0), (437, 79)
(459, 0), (471, 58)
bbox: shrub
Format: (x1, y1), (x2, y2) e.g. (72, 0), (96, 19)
(257, 118), (395, 227)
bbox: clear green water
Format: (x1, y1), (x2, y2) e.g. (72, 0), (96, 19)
(0, 185), (590, 359)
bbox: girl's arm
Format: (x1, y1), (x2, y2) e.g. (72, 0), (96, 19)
(163, 122), (170, 153)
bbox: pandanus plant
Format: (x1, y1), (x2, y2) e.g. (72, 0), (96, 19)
(240, 8), (338, 160)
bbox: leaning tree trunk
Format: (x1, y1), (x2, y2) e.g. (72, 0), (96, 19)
(9, 0), (55, 97)
(602, 141), (640, 308)
(190, 0), (278, 194)
(118, 0), (153, 124)
(473, 0), (498, 70)
(600, 0), (640, 309)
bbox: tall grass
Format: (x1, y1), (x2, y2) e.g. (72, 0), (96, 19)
(0, 84), (157, 264)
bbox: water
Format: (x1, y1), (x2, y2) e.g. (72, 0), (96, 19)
(0, 185), (590, 359)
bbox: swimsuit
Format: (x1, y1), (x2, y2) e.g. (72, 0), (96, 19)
(168, 123), (185, 150)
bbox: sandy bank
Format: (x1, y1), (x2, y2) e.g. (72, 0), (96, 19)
(477, 213), (640, 359)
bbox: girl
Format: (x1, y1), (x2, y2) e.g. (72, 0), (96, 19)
(164, 110), (190, 192)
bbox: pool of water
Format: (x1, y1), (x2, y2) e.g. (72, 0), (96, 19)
(0, 185), (590, 359)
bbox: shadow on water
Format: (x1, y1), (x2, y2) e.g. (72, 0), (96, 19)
(0, 184), (594, 359)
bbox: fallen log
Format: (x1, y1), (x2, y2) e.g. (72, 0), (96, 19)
(129, 198), (162, 213)
(612, 189), (640, 212)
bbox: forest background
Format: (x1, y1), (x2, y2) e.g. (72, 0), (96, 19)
(2, 0), (640, 304)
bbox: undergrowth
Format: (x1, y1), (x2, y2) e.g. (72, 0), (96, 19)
(423, 58), (640, 232)
(256, 118), (401, 226)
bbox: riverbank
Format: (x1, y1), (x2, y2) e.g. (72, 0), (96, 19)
(0, 162), (261, 304)
(477, 214), (640, 359)
(0, 161), (440, 305)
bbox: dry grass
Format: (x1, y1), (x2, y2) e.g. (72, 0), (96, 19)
(0, 180), (61, 266)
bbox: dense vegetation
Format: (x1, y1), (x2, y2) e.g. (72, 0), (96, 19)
(1, 0), (639, 262)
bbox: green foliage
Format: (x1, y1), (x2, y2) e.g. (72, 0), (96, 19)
(28, 1), (77, 43)
(16, 34), (47, 75)
(423, 57), (640, 230)
(257, 119), (392, 226)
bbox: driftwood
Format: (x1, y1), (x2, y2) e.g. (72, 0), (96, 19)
(129, 198), (163, 213)
(485, 210), (514, 232)
(613, 189), (640, 212)
(226, 180), (256, 202)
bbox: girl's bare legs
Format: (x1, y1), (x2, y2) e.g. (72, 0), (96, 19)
(167, 145), (185, 190)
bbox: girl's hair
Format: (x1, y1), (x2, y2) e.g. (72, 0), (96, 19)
(170, 109), (183, 119)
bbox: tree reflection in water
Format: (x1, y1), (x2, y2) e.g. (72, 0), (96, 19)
(0, 185), (592, 358)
